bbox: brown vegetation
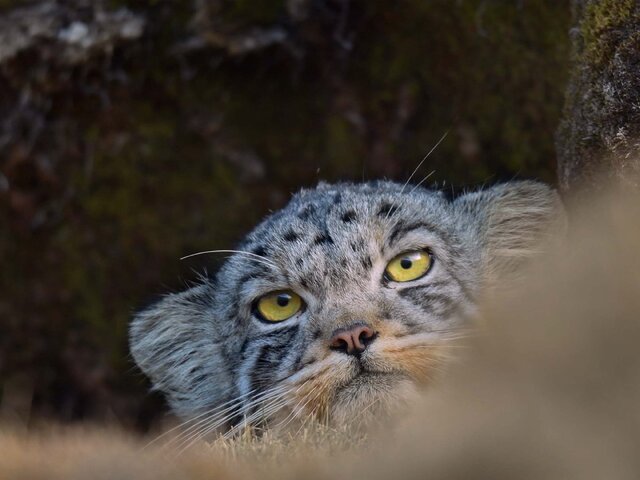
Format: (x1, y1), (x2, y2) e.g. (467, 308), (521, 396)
(1, 185), (639, 479)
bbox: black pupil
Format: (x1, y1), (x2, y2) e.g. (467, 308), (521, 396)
(276, 294), (290, 307)
(400, 258), (413, 269)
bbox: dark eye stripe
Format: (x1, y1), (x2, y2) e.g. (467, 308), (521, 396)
(442, 266), (474, 303)
(256, 325), (299, 342)
(240, 326), (300, 364)
(387, 221), (451, 246)
(247, 325), (302, 395)
(249, 343), (289, 394)
(398, 287), (458, 318)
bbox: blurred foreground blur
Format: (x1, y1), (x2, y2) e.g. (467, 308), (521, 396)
(1, 184), (639, 479)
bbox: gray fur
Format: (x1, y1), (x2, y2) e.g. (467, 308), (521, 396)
(129, 180), (562, 429)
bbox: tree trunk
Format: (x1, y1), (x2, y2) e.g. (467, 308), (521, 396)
(556, 0), (640, 193)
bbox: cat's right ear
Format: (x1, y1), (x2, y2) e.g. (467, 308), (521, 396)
(454, 181), (566, 278)
(129, 282), (232, 417)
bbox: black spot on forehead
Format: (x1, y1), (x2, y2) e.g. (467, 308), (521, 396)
(313, 233), (334, 246)
(361, 255), (372, 270)
(283, 230), (299, 242)
(252, 245), (267, 257)
(377, 202), (398, 217)
(341, 210), (357, 223)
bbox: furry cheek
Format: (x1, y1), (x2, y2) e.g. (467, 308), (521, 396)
(371, 339), (457, 386)
(276, 357), (358, 427)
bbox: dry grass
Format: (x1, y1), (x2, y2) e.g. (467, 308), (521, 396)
(2, 187), (640, 479)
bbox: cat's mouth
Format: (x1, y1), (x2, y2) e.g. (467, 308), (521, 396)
(333, 355), (412, 392)
(342, 356), (397, 383)
(344, 369), (394, 383)
(338, 370), (403, 396)
(336, 362), (407, 393)
(323, 339), (451, 425)
(330, 369), (418, 427)
(274, 336), (452, 429)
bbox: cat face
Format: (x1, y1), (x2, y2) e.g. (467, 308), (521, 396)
(130, 181), (561, 432)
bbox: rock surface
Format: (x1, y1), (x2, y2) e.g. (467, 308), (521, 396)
(556, 0), (640, 192)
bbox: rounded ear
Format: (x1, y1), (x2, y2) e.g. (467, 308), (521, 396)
(129, 282), (232, 418)
(454, 181), (566, 279)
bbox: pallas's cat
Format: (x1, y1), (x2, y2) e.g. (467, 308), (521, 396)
(130, 180), (561, 434)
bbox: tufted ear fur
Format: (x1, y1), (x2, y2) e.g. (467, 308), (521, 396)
(454, 181), (565, 280)
(129, 282), (232, 418)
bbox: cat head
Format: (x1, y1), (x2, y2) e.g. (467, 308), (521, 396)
(129, 180), (562, 431)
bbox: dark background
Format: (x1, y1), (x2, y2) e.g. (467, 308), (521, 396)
(0, 0), (570, 431)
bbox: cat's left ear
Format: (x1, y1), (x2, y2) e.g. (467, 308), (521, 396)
(454, 181), (566, 277)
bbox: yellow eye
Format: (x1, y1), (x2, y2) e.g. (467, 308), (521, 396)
(385, 250), (432, 282)
(255, 290), (303, 322)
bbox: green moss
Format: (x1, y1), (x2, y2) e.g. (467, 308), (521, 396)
(581, 0), (636, 66)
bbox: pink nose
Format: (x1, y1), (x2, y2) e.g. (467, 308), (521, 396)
(329, 323), (377, 355)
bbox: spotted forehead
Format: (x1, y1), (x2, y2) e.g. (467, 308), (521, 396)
(232, 183), (448, 288)
(255, 183), (443, 235)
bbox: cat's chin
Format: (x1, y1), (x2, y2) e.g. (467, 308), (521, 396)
(330, 372), (420, 429)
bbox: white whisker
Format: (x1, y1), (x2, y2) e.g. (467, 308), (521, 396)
(384, 130), (449, 222)
(143, 386), (247, 450)
(400, 131), (449, 195)
(169, 385), (287, 453)
(221, 390), (293, 440)
(159, 388), (262, 451)
(277, 385), (322, 434)
(409, 169), (436, 193)
(180, 249), (278, 269)
(174, 386), (291, 454)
